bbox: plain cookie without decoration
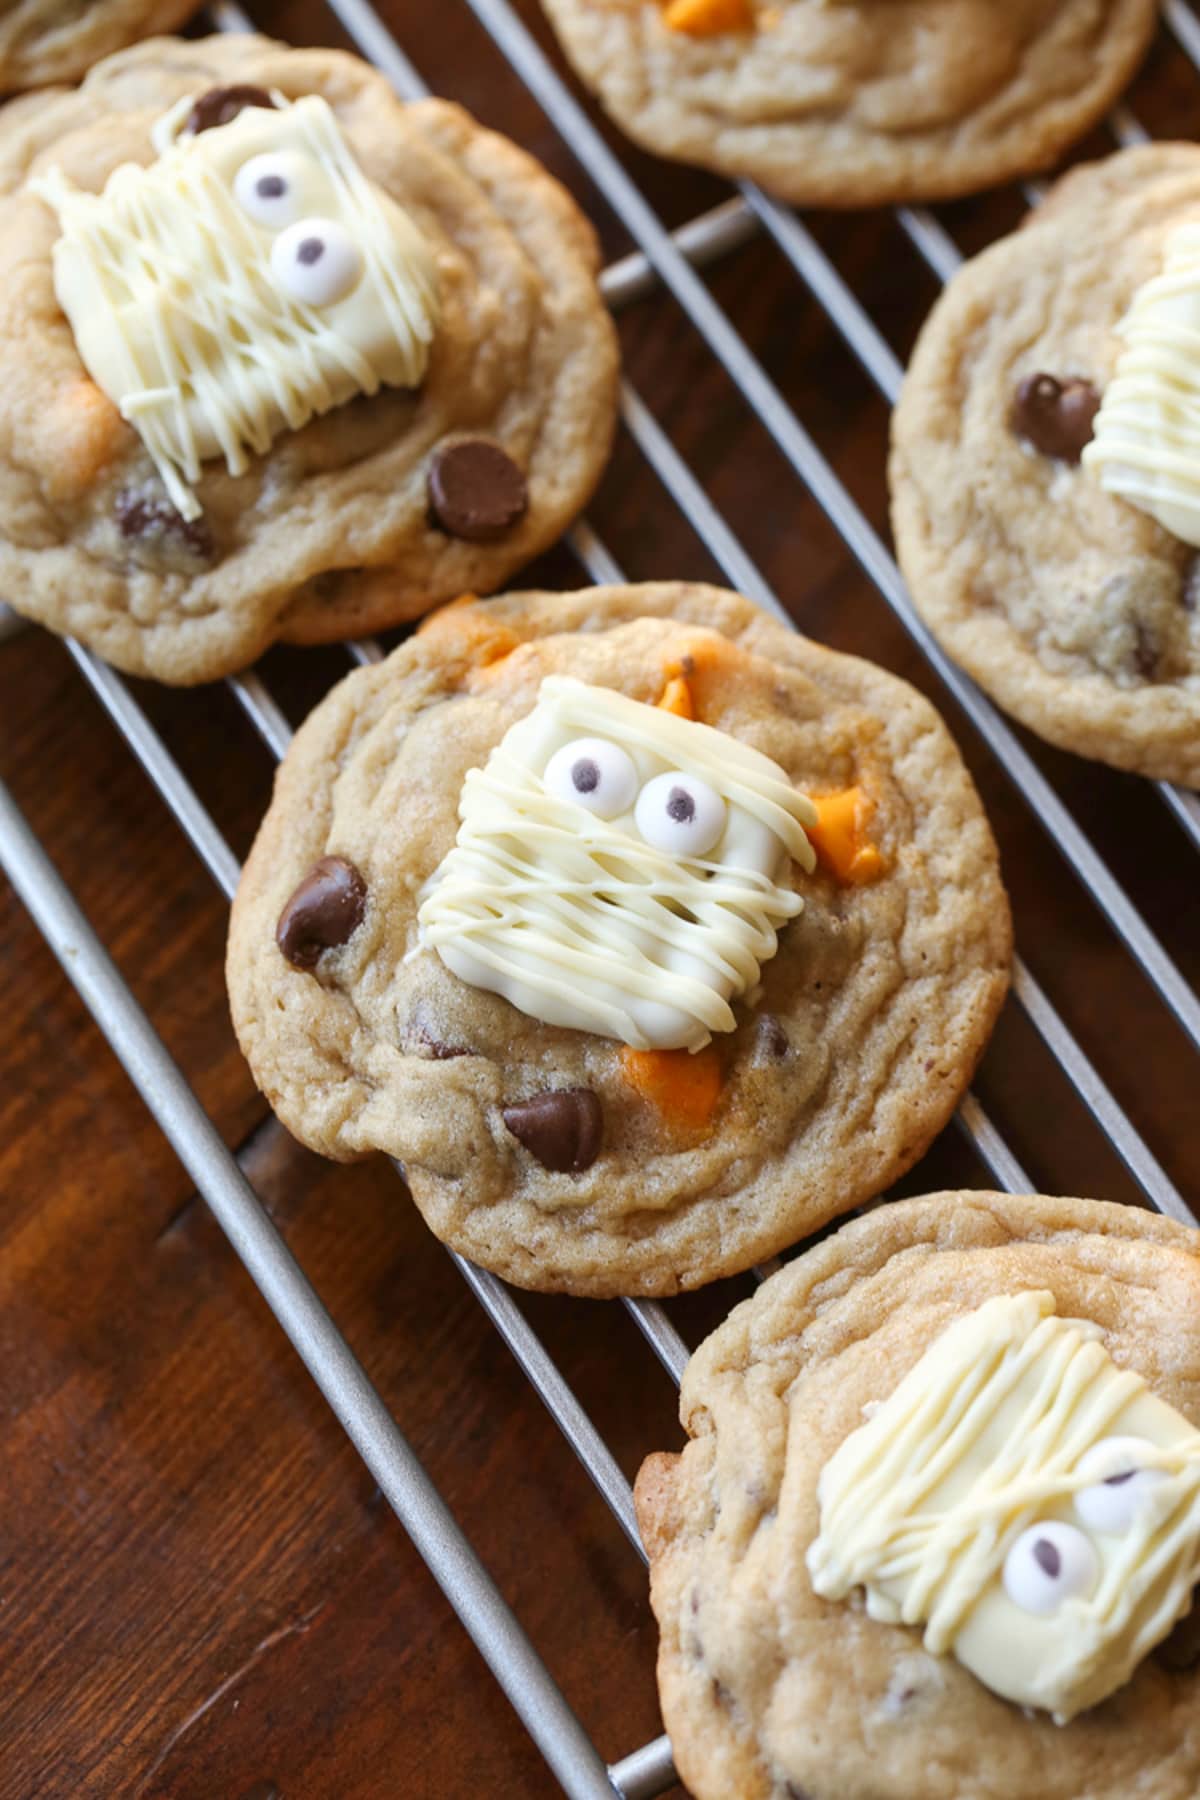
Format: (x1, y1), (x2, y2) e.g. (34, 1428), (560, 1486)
(537, 0), (1158, 207)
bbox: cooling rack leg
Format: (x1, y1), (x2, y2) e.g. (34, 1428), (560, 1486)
(608, 1734), (679, 1798)
(0, 776), (620, 1800)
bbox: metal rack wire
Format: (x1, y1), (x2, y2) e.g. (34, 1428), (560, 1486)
(1, 3), (1198, 1794)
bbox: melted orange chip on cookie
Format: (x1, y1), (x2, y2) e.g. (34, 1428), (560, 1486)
(621, 1045), (723, 1130)
(45, 378), (125, 500)
(807, 786), (886, 886)
(662, 0), (753, 33)
(657, 673), (695, 718)
(419, 596), (522, 680)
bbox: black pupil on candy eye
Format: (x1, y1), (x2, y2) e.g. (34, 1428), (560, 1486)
(297, 237), (325, 266)
(1033, 1539), (1061, 1579)
(256, 174), (286, 199)
(571, 759), (600, 794)
(666, 786), (695, 824)
(1105, 1468), (1137, 1486)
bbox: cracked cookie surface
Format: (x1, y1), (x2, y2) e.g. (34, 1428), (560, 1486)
(892, 145), (1200, 787)
(226, 583), (1011, 1298)
(0, 0), (197, 92)
(537, 0), (1157, 206)
(0, 34), (618, 682)
(635, 1190), (1200, 1800)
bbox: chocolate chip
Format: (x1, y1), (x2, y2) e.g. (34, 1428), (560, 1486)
(755, 1014), (790, 1060)
(501, 1088), (602, 1173)
(115, 490), (214, 563)
(187, 85), (278, 136)
(1011, 373), (1100, 464)
(1033, 1537), (1061, 1579)
(428, 439), (529, 542)
(276, 856), (367, 971)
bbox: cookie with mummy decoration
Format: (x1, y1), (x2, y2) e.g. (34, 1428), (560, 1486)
(891, 144), (1200, 788)
(634, 1190), (1200, 1800)
(227, 582), (1011, 1297)
(0, 35), (618, 682)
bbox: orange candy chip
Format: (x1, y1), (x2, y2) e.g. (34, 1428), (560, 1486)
(662, 0), (753, 33)
(806, 786), (886, 886)
(45, 379), (124, 500)
(656, 673), (695, 718)
(417, 596), (521, 682)
(621, 1045), (723, 1131)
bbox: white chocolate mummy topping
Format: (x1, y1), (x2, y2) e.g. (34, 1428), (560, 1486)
(807, 1291), (1200, 1722)
(30, 93), (439, 521)
(417, 676), (817, 1051)
(1083, 221), (1200, 546)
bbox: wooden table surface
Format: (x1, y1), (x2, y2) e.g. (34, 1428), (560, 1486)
(2, 3), (1199, 1796)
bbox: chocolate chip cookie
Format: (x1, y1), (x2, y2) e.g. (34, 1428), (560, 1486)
(0, 1), (197, 94)
(892, 146), (1200, 786)
(0, 34), (618, 682)
(537, 0), (1157, 206)
(226, 582), (1011, 1298)
(635, 1190), (1200, 1800)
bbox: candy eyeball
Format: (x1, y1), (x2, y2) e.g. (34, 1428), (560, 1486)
(1003, 1522), (1099, 1616)
(635, 772), (726, 858)
(1074, 1436), (1167, 1533)
(270, 218), (363, 307)
(543, 738), (638, 819)
(233, 152), (311, 228)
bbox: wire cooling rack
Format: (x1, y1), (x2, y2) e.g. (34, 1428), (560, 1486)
(2, 2), (1199, 1793)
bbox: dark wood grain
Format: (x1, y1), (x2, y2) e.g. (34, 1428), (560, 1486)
(1, 4), (1199, 1797)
